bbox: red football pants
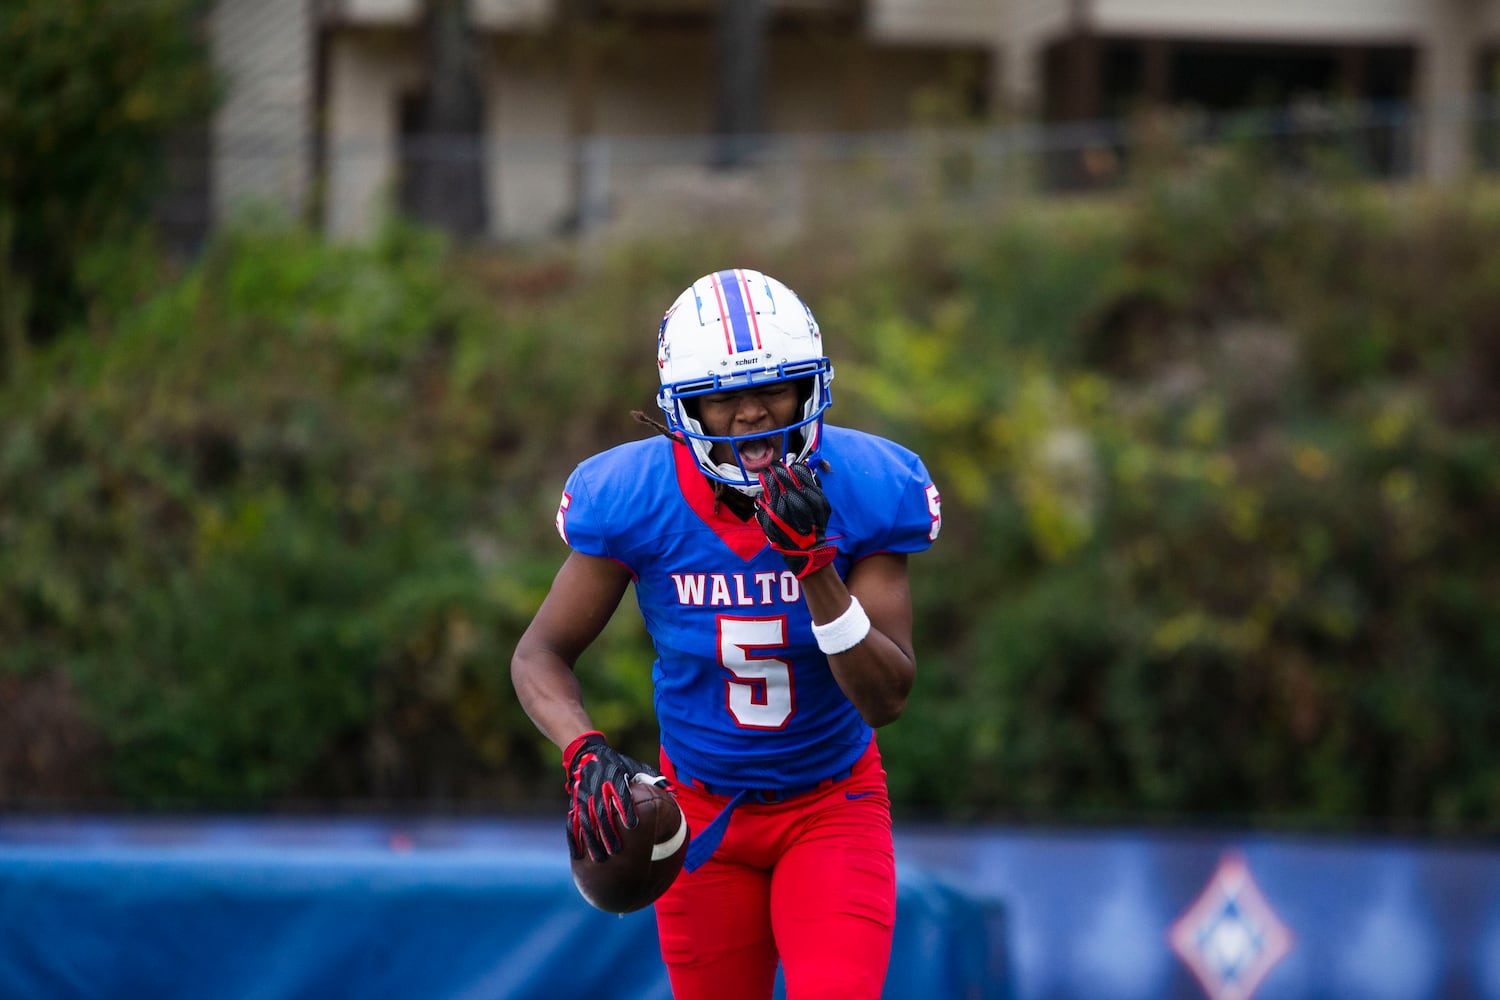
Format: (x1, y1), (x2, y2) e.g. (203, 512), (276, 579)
(653, 738), (896, 1000)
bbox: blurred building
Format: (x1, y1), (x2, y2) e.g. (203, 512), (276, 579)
(207, 0), (1500, 241)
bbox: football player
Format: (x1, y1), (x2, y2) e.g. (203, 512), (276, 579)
(511, 268), (942, 1000)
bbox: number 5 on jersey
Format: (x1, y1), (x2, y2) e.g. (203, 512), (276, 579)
(718, 616), (794, 729)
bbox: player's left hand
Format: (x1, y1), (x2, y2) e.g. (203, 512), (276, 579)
(755, 461), (837, 579)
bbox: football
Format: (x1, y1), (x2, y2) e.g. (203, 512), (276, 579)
(570, 775), (690, 914)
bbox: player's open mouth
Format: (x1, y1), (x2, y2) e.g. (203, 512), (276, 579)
(739, 439), (777, 473)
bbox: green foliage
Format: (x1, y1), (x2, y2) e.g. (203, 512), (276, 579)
(0, 221), (603, 804)
(835, 154), (1500, 834)
(0, 0), (215, 343)
(4, 145), (1500, 834)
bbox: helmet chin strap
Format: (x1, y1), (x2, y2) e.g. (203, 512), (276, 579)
(678, 412), (764, 496)
(718, 467), (764, 497)
(699, 445), (764, 496)
(679, 401), (819, 497)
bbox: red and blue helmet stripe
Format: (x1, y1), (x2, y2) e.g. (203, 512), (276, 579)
(708, 268), (764, 356)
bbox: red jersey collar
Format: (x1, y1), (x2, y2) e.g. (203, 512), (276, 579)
(672, 440), (769, 561)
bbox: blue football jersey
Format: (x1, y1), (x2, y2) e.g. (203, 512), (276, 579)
(554, 426), (941, 791)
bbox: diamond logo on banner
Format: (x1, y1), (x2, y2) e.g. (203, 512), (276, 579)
(1169, 852), (1294, 1000)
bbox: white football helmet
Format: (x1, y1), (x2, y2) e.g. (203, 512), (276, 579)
(656, 268), (834, 495)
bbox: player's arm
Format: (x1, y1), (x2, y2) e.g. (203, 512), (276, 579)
(511, 550), (633, 750)
(514, 550), (665, 861)
(801, 552), (915, 728)
(754, 462), (916, 728)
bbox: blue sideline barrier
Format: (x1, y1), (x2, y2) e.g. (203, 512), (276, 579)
(893, 824), (1500, 1000)
(4, 816), (1500, 999)
(0, 817), (1005, 1000)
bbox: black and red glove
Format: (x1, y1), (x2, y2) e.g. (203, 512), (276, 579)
(755, 461), (837, 579)
(562, 731), (663, 862)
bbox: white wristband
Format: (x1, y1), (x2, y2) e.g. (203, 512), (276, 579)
(812, 596), (871, 655)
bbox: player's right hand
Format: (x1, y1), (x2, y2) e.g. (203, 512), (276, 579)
(562, 731), (660, 862)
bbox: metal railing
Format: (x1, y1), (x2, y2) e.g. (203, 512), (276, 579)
(169, 96), (1500, 247)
